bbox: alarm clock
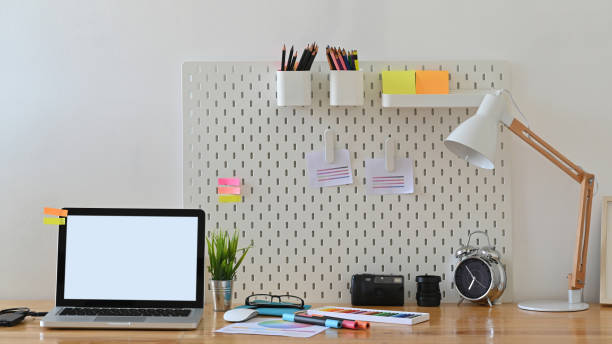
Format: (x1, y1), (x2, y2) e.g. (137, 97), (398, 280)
(454, 231), (506, 307)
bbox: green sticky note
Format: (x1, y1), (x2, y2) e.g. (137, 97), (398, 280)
(219, 195), (241, 203)
(43, 217), (65, 225)
(382, 70), (416, 94)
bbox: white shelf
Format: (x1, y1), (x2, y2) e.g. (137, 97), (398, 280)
(381, 91), (490, 108)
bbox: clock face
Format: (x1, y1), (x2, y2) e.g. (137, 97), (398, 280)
(455, 257), (492, 300)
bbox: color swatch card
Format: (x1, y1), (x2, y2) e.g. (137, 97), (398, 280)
(365, 158), (414, 195)
(307, 306), (429, 325)
(306, 149), (353, 188)
(216, 317), (326, 338)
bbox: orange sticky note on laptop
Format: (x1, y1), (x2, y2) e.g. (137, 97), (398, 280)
(415, 71), (449, 94)
(44, 207), (68, 217)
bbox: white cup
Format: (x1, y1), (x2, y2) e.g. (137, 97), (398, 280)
(329, 70), (364, 106)
(276, 71), (311, 106)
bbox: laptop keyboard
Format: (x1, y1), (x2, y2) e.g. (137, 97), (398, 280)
(59, 307), (191, 317)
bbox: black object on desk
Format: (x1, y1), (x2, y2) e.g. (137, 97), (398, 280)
(416, 275), (442, 307)
(350, 274), (404, 306)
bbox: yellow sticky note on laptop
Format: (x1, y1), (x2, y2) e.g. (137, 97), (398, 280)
(382, 71), (416, 94)
(43, 217), (65, 225)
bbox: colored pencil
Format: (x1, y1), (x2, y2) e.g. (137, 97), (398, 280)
(353, 50), (359, 70)
(336, 48), (347, 70)
(325, 46), (335, 70)
(347, 52), (354, 70)
(329, 47), (340, 70)
(341, 49), (350, 70)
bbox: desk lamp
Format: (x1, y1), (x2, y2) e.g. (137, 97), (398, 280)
(444, 90), (595, 312)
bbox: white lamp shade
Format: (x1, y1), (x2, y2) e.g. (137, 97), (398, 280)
(444, 93), (507, 169)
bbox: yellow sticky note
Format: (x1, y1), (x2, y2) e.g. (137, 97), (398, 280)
(44, 217), (65, 225)
(415, 70), (449, 94)
(218, 195), (241, 203)
(382, 71), (416, 94)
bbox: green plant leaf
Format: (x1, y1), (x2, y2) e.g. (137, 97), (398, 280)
(206, 230), (252, 280)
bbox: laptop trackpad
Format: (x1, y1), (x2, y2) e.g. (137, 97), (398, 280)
(94, 316), (146, 322)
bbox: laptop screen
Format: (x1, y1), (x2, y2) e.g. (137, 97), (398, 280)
(56, 209), (205, 308)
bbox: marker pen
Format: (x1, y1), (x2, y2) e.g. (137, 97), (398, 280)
(307, 314), (370, 329)
(282, 313), (342, 328)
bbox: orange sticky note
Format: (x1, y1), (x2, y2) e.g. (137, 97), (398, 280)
(415, 71), (449, 94)
(218, 187), (240, 195)
(44, 207), (68, 217)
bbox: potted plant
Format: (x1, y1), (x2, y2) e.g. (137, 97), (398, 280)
(206, 230), (252, 311)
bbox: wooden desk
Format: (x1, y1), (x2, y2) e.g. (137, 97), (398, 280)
(1, 300), (611, 343)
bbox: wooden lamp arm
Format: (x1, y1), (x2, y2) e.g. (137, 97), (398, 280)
(507, 119), (595, 290)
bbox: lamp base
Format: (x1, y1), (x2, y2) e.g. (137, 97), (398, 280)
(517, 288), (589, 312)
(517, 300), (589, 312)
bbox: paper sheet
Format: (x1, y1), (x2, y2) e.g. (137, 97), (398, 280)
(306, 149), (353, 188)
(365, 158), (414, 195)
(216, 317), (326, 338)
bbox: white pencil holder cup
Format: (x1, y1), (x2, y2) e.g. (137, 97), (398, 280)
(329, 70), (364, 106)
(276, 71), (311, 106)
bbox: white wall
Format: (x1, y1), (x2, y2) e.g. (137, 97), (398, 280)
(1, 0), (611, 302)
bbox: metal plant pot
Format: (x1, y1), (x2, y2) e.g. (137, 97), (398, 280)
(210, 280), (232, 311)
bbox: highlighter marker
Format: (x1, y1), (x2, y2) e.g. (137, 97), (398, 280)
(306, 314), (370, 330)
(282, 313), (342, 328)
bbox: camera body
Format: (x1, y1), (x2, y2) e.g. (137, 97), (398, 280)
(350, 274), (404, 306)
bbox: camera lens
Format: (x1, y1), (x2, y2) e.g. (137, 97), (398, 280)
(416, 275), (441, 307)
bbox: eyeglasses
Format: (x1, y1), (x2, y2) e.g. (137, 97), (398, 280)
(245, 294), (304, 309)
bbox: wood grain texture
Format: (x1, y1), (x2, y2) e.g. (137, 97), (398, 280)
(507, 118), (595, 291)
(2, 300), (612, 343)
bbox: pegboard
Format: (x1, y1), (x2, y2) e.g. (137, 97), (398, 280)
(182, 61), (513, 303)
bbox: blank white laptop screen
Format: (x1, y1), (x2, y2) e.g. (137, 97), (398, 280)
(63, 215), (198, 301)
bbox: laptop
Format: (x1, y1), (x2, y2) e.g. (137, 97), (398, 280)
(40, 208), (205, 329)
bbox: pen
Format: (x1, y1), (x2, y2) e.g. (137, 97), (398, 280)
(282, 313), (342, 328)
(301, 313), (369, 329)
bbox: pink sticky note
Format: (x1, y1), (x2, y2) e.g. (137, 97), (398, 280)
(218, 186), (240, 195)
(218, 178), (240, 186)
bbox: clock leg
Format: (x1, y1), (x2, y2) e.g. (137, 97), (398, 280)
(457, 298), (464, 306)
(487, 298), (493, 307)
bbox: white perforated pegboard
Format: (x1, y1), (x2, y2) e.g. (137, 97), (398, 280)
(182, 61), (512, 303)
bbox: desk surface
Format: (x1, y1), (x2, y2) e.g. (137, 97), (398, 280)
(1, 300), (612, 343)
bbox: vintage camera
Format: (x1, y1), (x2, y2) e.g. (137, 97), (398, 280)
(350, 274), (404, 306)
